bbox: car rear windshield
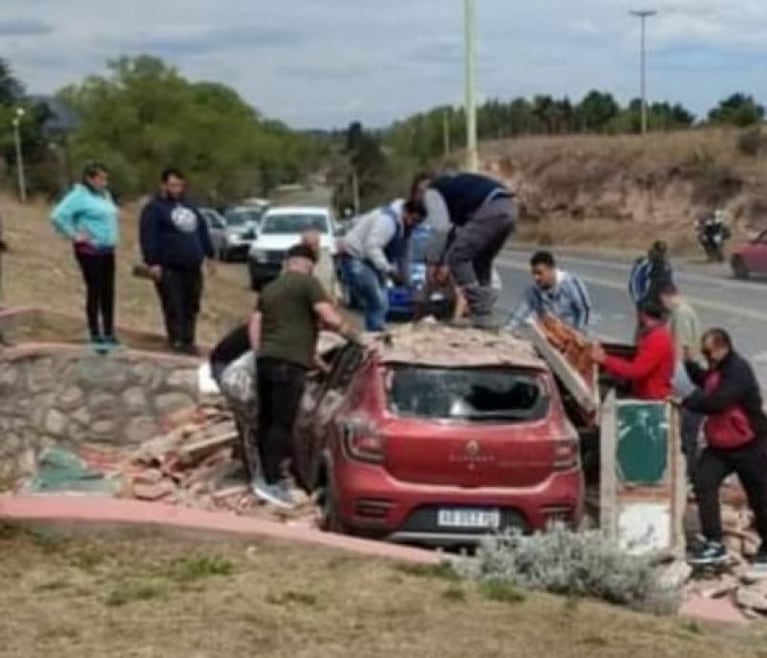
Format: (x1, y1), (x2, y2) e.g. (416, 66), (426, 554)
(388, 366), (548, 422)
(259, 214), (328, 235)
(225, 208), (262, 226)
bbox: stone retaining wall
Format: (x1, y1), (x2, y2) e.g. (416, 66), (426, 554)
(0, 343), (202, 483)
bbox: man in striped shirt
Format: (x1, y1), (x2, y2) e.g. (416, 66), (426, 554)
(506, 251), (592, 333)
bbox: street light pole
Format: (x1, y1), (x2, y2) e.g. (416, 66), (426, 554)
(464, 0), (479, 171)
(12, 107), (27, 203)
(630, 9), (657, 135)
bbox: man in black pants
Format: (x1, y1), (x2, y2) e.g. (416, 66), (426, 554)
(249, 244), (356, 509)
(682, 328), (767, 574)
(416, 172), (515, 328)
(139, 168), (215, 354)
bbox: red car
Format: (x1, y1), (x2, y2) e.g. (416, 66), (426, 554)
(293, 326), (584, 547)
(731, 230), (767, 279)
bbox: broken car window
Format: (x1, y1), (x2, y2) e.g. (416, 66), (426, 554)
(388, 366), (548, 422)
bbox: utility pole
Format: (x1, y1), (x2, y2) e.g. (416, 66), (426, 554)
(630, 9), (657, 135)
(464, 0), (479, 171)
(351, 168), (360, 215)
(12, 107), (27, 202)
(442, 107), (451, 158)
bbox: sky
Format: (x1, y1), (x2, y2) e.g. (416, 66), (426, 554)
(2, 0), (767, 129)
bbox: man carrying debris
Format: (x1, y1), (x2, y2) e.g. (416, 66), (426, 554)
(339, 199), (426, 331)
(591, 300), (674, 401)
(680, 328), (767, 572)
(139, 168), (215, 354)
(506, 251), (592, 333)
(660, 282), (703, 479)
(416, 172), (516, 328)
(249, 244), (357, 508)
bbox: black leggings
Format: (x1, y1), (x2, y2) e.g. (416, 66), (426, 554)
(74, 248), (115, 338)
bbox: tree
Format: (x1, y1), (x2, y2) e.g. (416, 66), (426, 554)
(59, 55), (321, 200)
(708, 93), (765, 128)
(576, 91), (620, 132)
(0, 58), (23, 105)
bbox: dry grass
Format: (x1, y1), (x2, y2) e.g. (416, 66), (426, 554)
(0, 196), (254, 345)
(0, 526), (764, 658)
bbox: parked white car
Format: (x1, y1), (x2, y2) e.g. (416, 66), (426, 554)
(247, 206), (339, 291)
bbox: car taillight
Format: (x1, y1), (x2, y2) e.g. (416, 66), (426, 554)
(344, 423), (385, 464)
(553, 439), (579, 471)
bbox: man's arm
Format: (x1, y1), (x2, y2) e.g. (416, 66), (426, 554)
(423, 189), (451, 265)
(248, 311), (262, 351)
(51, 190), (79, 241)
(363, 215), (397, 274)
(684, 359), (706, 386)
(602, 333), (667, 381)
(569, 275), (592, 332)
(684, 363), (751, 415)
(196, 210), (215, 259)
(139, 202), (159, 266)
(505, 287), (537, 329)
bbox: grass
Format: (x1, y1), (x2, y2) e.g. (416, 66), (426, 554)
(0, 196), (256, 346)
(0, 528), (765, 658)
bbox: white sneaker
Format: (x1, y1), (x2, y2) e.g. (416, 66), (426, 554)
(252, 478), (296, 510)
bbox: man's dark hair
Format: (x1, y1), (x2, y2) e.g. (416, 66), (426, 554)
(82, 161), (108, 182)
(658, 282), (679, 296)
(161, 167), (185, 183)
(703, 327), (733, 350)
(639, 298), (667, 321)
(404, 199), (427, 220)
(409, 172), (432, 199)
(530, 251), (556, 268)
(286, 243), (318, 263)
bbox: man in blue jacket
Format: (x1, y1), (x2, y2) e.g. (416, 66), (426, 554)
(139, 168), (215, 354)
(416, 172), (516, 328)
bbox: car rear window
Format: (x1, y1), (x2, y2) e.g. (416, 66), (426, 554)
(388, 366), (548, 422)
(260, 214), (328, 235)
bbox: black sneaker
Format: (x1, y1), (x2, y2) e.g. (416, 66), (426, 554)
(688, 540), (728, 566)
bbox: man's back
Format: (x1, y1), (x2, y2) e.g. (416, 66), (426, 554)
(258, 271), (329, 369)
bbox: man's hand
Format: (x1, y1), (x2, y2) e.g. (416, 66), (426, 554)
(73, 231), (92, 245)
(682, 345), (694, 362)
(668, 396), (683, 407)
(148, 265), (163, 282)
(591, 343), (607, 365)
(426, 264), (440, 286)
(389, 271), (405, 287)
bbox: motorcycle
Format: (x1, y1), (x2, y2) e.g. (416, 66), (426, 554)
(696, 213), (731, 263)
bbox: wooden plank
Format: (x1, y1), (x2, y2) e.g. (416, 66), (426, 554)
(528, 319), (598, 413)
(599, 390), (618, 541)
(179, 431), (239, 461)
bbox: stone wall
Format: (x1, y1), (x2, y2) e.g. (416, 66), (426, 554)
(0, 343), (202, 484)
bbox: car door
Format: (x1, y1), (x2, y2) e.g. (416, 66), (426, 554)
(746, 231), (767, 274)
(202, 210), (227, 257)
(292, 342), (366, 490)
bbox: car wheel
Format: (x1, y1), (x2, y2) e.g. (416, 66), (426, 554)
(732, 255), (750, 280)
(314, 474), (346, 534)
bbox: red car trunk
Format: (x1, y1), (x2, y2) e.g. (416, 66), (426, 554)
(381, 418), (565, 488)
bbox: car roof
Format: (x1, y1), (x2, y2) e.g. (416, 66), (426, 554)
(263, 206), (329, 217)
(316, 322), (546, 370)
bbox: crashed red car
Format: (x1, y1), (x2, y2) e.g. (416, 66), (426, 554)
(292, 325), (584, 547)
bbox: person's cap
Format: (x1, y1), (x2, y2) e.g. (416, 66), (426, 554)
(286, 243), (318, 263)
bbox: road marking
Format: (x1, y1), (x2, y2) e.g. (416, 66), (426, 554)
(496, 257), (767, 323)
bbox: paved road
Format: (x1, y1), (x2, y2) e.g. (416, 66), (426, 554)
(495, 249), (767, 386)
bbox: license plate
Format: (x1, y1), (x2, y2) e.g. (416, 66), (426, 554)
(437, 509), (501, 529)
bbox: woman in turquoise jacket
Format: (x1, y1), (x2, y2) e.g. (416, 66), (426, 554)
(51, 163), (119, 347)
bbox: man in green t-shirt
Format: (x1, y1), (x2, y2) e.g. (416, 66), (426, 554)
(248, 243), (355, 508)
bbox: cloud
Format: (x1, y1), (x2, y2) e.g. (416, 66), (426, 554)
(2, 0), (767, 127)
(0, 18), (52, 37)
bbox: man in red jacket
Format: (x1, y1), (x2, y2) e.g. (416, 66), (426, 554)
(591, 300), (674, 400)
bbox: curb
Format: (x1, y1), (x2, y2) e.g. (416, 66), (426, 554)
(0, 495), (442, 565)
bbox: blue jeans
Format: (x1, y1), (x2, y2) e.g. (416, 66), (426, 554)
(341, 257), (388, 331)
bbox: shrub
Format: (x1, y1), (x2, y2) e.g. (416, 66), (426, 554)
(737, 127), (765, 157)
(459, 526), (679, 612)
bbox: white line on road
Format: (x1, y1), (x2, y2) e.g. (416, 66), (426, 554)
(496, 256), (767, 323)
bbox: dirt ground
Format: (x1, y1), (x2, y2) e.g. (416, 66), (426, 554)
(0, 196), (255, 346)
(0, 527), (765, 658)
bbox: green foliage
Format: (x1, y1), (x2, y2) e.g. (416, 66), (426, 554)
(480, 580), (526, 605)
(105, 581), (166, 607)
(60, 55), (322, 200)
(737, 127), (765, 157)
(709, 93), (765, 128)
(394, 561), (460, 582)
(164, 554), (235, 583)
(459, 527), (678, 612)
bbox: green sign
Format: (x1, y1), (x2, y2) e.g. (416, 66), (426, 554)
(615, 402), (669, 486)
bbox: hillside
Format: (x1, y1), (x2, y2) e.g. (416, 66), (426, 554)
(480, 127), (767, 251)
